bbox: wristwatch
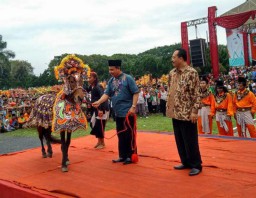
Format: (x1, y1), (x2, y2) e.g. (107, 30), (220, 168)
(132, 105), (136, 108)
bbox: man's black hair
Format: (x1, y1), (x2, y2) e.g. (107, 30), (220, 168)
(176, 48), (187, 61)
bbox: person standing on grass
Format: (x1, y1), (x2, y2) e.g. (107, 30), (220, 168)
(233, 76), (256, 138)
(137, 87), (147, 118)
(166, 48), (202, 176)
(92, 60), (139, 165)
(197, 76), (214, 135)
(159, 86), (167, 116)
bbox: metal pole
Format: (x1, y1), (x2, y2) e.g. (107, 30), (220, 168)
(195, 25), (198, 39)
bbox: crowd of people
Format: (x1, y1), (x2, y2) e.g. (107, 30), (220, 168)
(202, 66), (256, 95)
(1, 66), (255, 136)
(0, 92), (35, 133)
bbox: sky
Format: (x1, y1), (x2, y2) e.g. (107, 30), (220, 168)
(0, 0), (246, 75)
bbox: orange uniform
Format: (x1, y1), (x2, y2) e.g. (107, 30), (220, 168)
(211, 92), (234, 136)
(24, 113), (30, 121)
(18, 117), (26, 124)
(233, 89), (256, 138)
(198, 90), (214, 134)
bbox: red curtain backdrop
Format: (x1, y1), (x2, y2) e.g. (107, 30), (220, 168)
(215, 10), (256, 29)
(208, 6), (219, 78)
(181, 22), (191, 65)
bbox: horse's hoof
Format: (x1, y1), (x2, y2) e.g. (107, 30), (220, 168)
(47, 153), (52, 158)
(66, 160), (70, 166)
(42, 153), (47, 158)
(61, 166), (68, 172)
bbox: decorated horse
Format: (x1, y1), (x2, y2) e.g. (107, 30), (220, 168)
(26, 54), (90, 172)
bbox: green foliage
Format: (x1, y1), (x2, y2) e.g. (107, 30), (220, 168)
(0, 34), (230, 88)
(0, 35), (15, 89)
(9, 60), (34, 88)
(218, 44), (229, 73)
(201, 44), (229, 76)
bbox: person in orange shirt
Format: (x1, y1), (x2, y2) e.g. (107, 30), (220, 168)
(24, 110), (30, 121)
(18, 113), (27, 129)
(233, 77), (256, 138)
(210, 79), (234, 136)
(198, 76), (214, 134)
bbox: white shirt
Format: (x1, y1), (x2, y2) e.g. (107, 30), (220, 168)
(160, 90), (167, 101)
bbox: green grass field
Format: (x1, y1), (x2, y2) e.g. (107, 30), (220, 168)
(2, 113), (239, 138)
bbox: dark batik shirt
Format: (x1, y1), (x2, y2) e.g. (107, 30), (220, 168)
(166, 66), (201, 121)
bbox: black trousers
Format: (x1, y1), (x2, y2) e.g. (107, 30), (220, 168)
(90, 119), (106, 138)
(148, 101), (153, 113)
(172, 119), (202, 169)
(116, 116), (135, 159)
(160, 99), (166, 116)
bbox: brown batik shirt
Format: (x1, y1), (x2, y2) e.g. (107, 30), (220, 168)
(166, 66), (201, 121)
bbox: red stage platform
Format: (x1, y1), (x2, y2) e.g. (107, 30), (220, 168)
(0, 130), (256, 198)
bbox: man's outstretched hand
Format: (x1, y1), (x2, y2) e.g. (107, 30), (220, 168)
(92, 101), (100, 108)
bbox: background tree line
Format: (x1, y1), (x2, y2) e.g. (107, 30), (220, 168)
(0, 35), (229, 89)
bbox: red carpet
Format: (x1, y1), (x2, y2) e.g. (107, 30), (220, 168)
(0, 130), (256, 198)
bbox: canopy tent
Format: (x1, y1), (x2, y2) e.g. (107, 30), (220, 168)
(220, 0), (256, 32)
(221, 0), (256, 17)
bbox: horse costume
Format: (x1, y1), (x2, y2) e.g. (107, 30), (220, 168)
(27, 54), (90, 172)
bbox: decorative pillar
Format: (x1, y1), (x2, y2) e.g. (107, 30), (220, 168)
(243, 32), (249, 66)
(208, 6), (219, 78)
(181, 22), (191, 65)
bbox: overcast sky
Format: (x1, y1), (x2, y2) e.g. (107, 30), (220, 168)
(0, 0), (245, 75)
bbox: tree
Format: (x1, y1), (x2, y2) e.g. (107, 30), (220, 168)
(203, 44), (229, 76)
(0, 35), (15, 89)
(10, 60), (34, 88)
(218, 45), (229, 73)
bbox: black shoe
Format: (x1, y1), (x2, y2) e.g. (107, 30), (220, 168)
(123, 158), (132, 165)
(112, 158), (125, 163)
(173, 164), (189, 170)
(189, 168), (201, 176)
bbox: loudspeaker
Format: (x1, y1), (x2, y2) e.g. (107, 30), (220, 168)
(190, 38), (206, 67)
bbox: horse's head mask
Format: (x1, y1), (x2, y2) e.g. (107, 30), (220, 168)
(54, 55), (91, 103)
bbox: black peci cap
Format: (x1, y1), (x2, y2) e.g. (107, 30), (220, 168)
(238, 76), (246, 84)
(199, 75), (209, 84)
(215, 79), (224, 87)
(108, 60), (122, 67)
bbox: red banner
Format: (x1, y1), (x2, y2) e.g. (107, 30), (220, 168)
(181, 22), (190, 65)
(250, 33), (256, 62)
(208, 6), (219, 78)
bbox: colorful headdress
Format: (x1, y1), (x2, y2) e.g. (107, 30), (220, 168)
(54, 54), (91, 82)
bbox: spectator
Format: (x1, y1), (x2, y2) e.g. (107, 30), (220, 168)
(137, 87), (147, 118)
(18, 113), (27, 129)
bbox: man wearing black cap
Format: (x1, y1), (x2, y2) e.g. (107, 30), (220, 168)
(92, 59), (139, 164)
(233, 77), (256, 138)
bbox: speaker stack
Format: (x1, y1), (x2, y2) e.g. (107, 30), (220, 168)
(189, 38), (207, 67)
